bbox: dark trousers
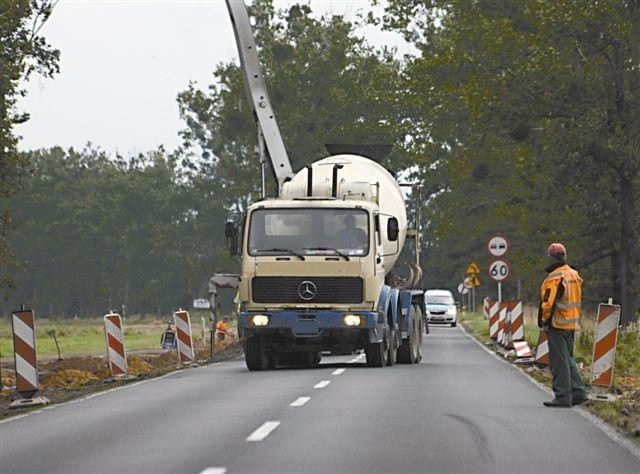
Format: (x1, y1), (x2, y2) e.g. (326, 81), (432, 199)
(547, 327), (586, 402)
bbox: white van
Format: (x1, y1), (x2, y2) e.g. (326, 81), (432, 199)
(425, 289), (457, 327)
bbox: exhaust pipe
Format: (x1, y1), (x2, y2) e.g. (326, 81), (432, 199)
(332, 164), (343, 198)
(306, 165), (313, 197)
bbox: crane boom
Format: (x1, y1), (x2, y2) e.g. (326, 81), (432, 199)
(225, 0), (294, 193)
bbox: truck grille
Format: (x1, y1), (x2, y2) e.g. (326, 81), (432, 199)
(252, 277), (363, 304)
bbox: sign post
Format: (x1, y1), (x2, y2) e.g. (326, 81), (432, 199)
(464, 261), (481, 313)
(488, 235), (510, 304)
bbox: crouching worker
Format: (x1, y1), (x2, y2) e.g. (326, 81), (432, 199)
(216, 317), (229, 341)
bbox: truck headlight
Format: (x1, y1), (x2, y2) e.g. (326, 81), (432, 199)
(343, 314), (363, 326)
(249, 314), (270, 326)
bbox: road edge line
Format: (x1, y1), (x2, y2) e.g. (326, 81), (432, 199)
(457, 323), (640, 461)
(0, 362), (225, 426)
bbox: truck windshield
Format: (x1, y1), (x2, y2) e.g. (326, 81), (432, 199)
(248, 208), (369, 257)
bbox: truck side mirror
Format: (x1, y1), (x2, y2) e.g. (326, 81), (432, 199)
(387, 217), (399, 242)
(224, 221), (235, 239)
(225, 221), (239, 255)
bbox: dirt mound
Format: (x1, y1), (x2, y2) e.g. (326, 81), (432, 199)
(127, 355), (153, 375)
(43, 369), (99, 389)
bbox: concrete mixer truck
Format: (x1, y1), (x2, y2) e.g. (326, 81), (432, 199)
(222, 0), (426, 370)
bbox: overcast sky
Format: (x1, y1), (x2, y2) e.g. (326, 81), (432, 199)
(16, 0), (412, 156)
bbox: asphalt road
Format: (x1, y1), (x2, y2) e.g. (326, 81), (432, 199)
(1, 326), (639, 474)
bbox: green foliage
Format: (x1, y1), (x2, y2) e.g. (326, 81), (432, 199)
(2, 146), (230, 316)
(177, 0), (408, 207)
(1, 0), (59, 295)
(379, 0), (640, 322)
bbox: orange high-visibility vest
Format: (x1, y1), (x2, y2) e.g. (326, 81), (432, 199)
(540, 264), (582, 330)
(216, 321), (229, 334)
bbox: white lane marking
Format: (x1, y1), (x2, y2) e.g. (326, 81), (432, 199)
(199, 468), (227, 474)
(247, 421), (281, 442)
(314, 380), (330, 389)
(332, 368), (346, 375)
(289, 396), (311, 407)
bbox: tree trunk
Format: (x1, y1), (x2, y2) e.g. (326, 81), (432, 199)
(619, 175), (638, 325)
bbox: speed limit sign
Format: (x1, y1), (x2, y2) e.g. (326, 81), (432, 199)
(489, 259), (511, 282)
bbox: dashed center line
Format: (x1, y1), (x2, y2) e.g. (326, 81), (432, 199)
(289, 396), (311, 407)
(314, 380), (331, 389)
(199, 468), (227, 474)
(332, 368), (346, 375)
(247, 421), (281, 441)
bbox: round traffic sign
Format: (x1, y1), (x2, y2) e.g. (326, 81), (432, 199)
(488, 235), (509, 257)
(463, 276), (472, 289)
(488, 259), (511, 282)
(457, 283), (469, 295)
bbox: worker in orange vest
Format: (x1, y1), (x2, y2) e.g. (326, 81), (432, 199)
(538, 242), (587, 407)
(216, 317), (229, 341)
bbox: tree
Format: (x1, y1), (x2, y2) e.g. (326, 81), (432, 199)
(0, 0), (59, 295)
(379, 0), (640, 322)
(177, 0), (408, 208)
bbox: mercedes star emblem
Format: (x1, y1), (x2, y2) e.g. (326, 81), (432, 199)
(298, 280), (317, 301)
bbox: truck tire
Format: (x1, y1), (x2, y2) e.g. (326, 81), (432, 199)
(397, 306), (420, 364)
(303, 352), (321, 368)
(365, 338), (388, 367)
(245, 338), (269, 371)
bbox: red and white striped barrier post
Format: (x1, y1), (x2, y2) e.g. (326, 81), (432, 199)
(10, 308), (49, 408)
(497, 302), (508, 346)
(512, 340), (532, 358)
(489, 301), (499, 340)
(174, 310), (195, 363)
(104, 313), (130, 378)
(534, 330), (549, 366)
(503, 301), (514, 347)
(590, 303), (621, 393)
(483, 297), (490, 319)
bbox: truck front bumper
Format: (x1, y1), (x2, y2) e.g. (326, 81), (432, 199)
(239, 310), (385, 343)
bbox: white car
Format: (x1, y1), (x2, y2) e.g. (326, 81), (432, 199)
(425, 289), (457, 327)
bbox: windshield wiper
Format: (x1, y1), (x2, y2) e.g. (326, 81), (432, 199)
(304, 247), (350, 261)
(255, 248), (305, 260)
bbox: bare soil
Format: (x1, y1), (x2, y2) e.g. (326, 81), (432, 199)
(0, 338), (243, 418)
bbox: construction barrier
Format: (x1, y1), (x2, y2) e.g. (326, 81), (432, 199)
(505, 301), (524, 348)
(489, 300), (499, 340)
(497, 302), (508, 345)
(174, 310), (195, 363)
(590, 303), (621, 387)
(534, 329), (549, 366)
(12, 309), (40, 393)
(104, 313), (128, 376)
(512, 340), (532, 358)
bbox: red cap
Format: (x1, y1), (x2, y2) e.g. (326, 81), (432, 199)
(547, 242), (567, 257)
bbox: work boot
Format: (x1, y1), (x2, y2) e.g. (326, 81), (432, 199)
(571, 394), (588, 406)
(543, 398), (571, 407)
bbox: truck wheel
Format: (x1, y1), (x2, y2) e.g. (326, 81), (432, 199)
(245, 338), (269, 371)
(365, 338), (388, 367)
(397, 306), (419, 364)
(306, 352), (321, 368)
